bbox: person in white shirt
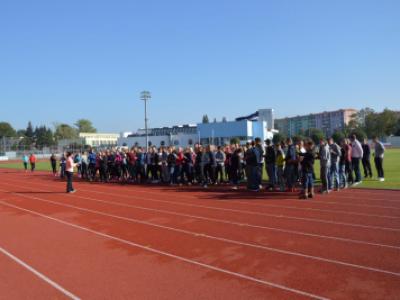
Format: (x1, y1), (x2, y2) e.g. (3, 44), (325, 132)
(66, 151), (78, 193)
(350, 134), (364, 184)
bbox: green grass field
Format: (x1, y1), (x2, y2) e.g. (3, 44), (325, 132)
(1, 149), (399, 189)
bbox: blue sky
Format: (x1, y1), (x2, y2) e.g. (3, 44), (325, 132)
(0, 0), (399, 132)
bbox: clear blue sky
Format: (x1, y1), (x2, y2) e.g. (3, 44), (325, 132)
(1, 0), (399, 132)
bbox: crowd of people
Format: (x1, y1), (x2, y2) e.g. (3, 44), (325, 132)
(41, 135), (385, 197)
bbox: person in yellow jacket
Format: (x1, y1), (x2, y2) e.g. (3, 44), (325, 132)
(276, 144), (286, 192)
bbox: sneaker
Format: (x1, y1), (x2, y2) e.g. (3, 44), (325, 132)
(232, 186), (238, 190)
(353, 181), (361, 186)
(68, 189), (77, 194)
(379, 178), (385, 182)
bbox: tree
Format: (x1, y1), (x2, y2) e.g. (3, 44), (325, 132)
(25, 121), (34, 139)
(75, 119), (97, 133)
(230, 137), (240, 145)
(0, 122), (16, 138)
(35, 126), (55, 148)
(350, 127), (367, 142)
(292, 134), (306, 144)
(308, 128), (325, 144)
(272, 133), (286, 145)
(54, 124), (78, 140)
(222, 117), (227, 123)
(213, 118), (217, 123)
(202, 115), (209, 124)
(331, 130), (345, 144)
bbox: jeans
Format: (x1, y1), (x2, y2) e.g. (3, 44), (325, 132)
(329, 162), (339, 189)
(320, 164), (330, 192)
(374, 157), (384, 178)
(352, 157), (362, 182)
(339, 163), (347, 188)
(302, 172), (314, 191)
(285, 164), (296, 189)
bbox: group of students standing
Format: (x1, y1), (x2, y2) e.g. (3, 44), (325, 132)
(45, 135), (385, 197)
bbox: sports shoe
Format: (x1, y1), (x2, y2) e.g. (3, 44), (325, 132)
(379, 178), (385, 182)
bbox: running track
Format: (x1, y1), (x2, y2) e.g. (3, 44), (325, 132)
(0, 169), (399, 299)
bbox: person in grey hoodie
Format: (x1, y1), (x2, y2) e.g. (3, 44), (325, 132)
(373, 136), (385, 181)
(319, 138), (331, 193)
(350, 134), (364, 184)
(328, 138), (341, 190)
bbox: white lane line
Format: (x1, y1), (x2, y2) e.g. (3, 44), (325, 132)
(0, 200), (329, 300)
(9, 177), (400, 220)
(5, 176), (400, 211)
(68, 187), (400, 232)
(61, 195), (400, 250)
(1, 180), (399, 233)
(6, 182), (399, 250)
(2, 190), (400, 278)
(0, 246), (80, 300)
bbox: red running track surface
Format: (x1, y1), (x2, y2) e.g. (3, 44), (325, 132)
(0, 169), (399, 299)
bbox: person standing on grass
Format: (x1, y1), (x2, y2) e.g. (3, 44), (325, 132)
(29, 153), (37, 172)
(50, 153), (57, 176)
(339, 139), (348, 189)
(299, 140), (316, 199)
(362, 139), (373, 178)
(373, 137), (385, 182)
(230, 147), (242, 190)
(65, 151), (77, 193)
(318, 139), (331, 194)
(284, 138), (297, 192)
(350, 134), (363, 185)
(265, 139), (276, 191)
(275, 143), (286, 192)
(328, 138), (341, 191)
(22, 153), (29, 172)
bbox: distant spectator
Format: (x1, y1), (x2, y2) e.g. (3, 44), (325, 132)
(328, 137), (341, 191)
(65, 151), (77, 193)
(50, 153), (57, 176)
(299, 140), (316, 199)
(350, 134), (364, 184)
(373, 137), (385, 182)
(22, 153), (29, 172)
(29, 153), (37, 172)
(264, 139), (277, 191)
(318, 139), (331, 194)
(362, 139), (373, 178)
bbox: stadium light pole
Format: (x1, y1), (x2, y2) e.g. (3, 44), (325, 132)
(140, 90), (151, 152)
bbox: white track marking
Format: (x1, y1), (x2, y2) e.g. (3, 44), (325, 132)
(1, 181), (399, 232)
(0, 200), (329, 300)
(2, 190), (400, 278)
(4, 176), (400, 210)
(0, 246), (80, 300)
(2, 182), (399, 250)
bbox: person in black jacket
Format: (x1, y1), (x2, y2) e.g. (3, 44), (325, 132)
(362, 139), (373, 178)
(230, 147), (242, 190)
(298, 140), (316, 199)
(264, 139), (276, 191)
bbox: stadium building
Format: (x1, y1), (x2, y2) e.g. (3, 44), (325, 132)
(118, 108), (276, 148)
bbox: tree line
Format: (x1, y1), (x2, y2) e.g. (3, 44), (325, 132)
(0, 119), (97, 149)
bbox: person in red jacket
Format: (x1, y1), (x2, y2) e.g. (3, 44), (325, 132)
(29, 153), (37, 172)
